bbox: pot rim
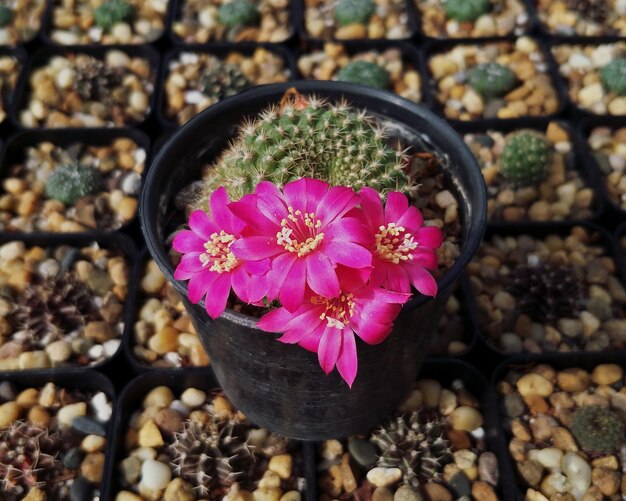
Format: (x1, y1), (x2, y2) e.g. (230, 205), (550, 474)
(140, 80), (487, 329)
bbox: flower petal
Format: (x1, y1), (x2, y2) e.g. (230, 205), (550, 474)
(358, 187), (385, 230)
(231, 267), (267, 304)
(397, 205), (423, 231)
(256, 181), (288, 224)
(324, 217), (372, 245)
(298, 323), (325, 352)
(384, 264), (411, 293)
(306, 253), (340, 298)
(204, 273), (232, 319)
(188, 210), (219, 241)
(266, 252), (298, 303)
(174, 253), (203, 279)
(317, 326), (341, 375)
(257, 307), (293, 332)
(187, 271), (218, 303)
(355, 319), (394, 345)
(279, 259), (307, 312)
(316, 186), (360, 225)
(407, 265), (438, 297)
(415, 226), (444, 249)
(231, 236), (281, 260)
(210, 187), (244, 234)
(384, 192), (409, 225)
(336, 330), (358, 387)
(410, 248), (438, 271)
(324, 240), (372, 269)
(228, 197), (276, 234)
(284, 178), (329, 215)
(173, 230), (206, 253)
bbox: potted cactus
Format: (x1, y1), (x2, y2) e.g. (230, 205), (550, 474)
(140, 81), (486, 439)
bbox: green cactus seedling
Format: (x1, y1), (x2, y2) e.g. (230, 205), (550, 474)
(600, 58), (626, 96)
(444, 0), (491, 22)
(337, 61), (390, 89)
(45, 164), (105, 205)
(200, 61), (251, 100)
(334, 0), (376, 26)
(499, 130), (551, 187)
(93, 0), (135, 31)
(218, 0), (259, 29)
(571, 406), (624, 454)
(468, 63), (517, 99)
(0, 6), (13, 28)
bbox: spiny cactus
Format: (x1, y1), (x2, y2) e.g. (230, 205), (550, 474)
(468, 63), (517, 99)
(499, 130), (552, 187)
(334, 0), (376, 27)
(73, 58), (124, 108)
(600, 58), (626, 96)
(566, 0), (608, 23)
(218, 0), (259, 29)
(93, 0), (135, 31)
(444, 0), (491, 22)
(0, 6), (13, 28)
(192, 90), (413, 208)
(337, 61), (390, 89)
(200, 61), (251, 101)
(571, 406), (624, 454)
(45, 164), (105, 206)
(370, 411), (452, 487)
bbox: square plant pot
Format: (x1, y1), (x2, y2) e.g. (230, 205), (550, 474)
(0, 0), (46, 45)
(0, 46), (26, 129)
(534, 0), (626, 37)
(0, 128), (149, 234)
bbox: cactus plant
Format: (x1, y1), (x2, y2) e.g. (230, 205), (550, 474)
(499, 130), (552, 187)
(93, 0), (134, 31)
(467, 63), (517, 99)
(200, 61), (251, 100)
(600, 58), (626, 96)
(45, 164), (105, 206)
(0, 6), (13, 28)
(370, 411), (452, 487)
(571, 406), (624, 454)
(337, 61), (390, 89)
(444, 0), (491, 22)
(218, 0), (259, 29)
(334, 0), (376, 27)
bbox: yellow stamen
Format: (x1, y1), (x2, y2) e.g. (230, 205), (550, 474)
(311, 293), (355, 329)
(198, 230), (240, 273)
(276, 206), (324, 257)
(375, 222), (418, 264)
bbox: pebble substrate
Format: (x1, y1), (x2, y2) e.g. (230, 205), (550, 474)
(0, 54), (20, 124)
(587, 125), (626, 212)
(0, 0), (46, 45)
(536, 0), (626, 36)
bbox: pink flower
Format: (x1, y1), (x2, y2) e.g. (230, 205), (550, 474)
(358, 187), (443, 296)
(172, 187), (269, 319)
(258, 268), (410, 387)
(229, 178), (373, 311)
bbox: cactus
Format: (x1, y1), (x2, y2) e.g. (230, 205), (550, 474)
(45, 164), (105, 206)
(444, 0), (491, 22)
(192, 90), (413, 208)
(93, 0), (134, 31)
(337, 61), (390, 89)
(0, 6), (13, 28)
(467, 63), (517, 99)
(370, 411), (452, 487)
(218, 0), (259, 29)
(200, 60), (251, 100)
(499, 130), (551, 187)
(600, 58), (626, 96)
(334, 0), (376, 26)
(571, 406), (624, 454)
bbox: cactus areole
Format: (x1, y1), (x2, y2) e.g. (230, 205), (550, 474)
(140, 82), (486, 439)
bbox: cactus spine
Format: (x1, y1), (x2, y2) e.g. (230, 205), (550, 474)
(499, 130), (551, 187)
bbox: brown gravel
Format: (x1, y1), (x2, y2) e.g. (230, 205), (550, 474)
(428, 284), (472, 356)
(0, 0), (46, 44)
(536, 0), (626, 36)
(0, 55), (21, 124)
(586, 126), (626, 212)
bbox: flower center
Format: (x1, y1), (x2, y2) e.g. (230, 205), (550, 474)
(312, 293), (355, 330)
(199, 230), (240, 273)
(375, 222), (417, 264)
(276, 206), (324, 257)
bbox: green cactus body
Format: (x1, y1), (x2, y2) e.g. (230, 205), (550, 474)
(93, 0), (135, 31)
(467, 63), (517, 98)
(218, 0), (259, 28)
(499, 130), (551, 187)
(571, 406), (624, 454)
(443, 0), (491, 22)
(600, 58), (626, 96)
(45, 164), (105, 205)
(334, 0), (376, 26)
(0, 6), (14, 28)
(200, 61), (251, 100)
(337, 61), (390, 89)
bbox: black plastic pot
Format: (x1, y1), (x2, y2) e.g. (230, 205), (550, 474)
(104, 368), (315, 500)
(0, 46), (27, 131)
(140, 80), (487, 440)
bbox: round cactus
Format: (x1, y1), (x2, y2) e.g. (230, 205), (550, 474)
(45, 164), (105, 205)
(444, 0), (491, 22)
(336, 61), (390, 89)
(93, 0), (134, 31)
(334, 0), (376, 27)
(200, 61), (251, 100)
(600, 58), (626, 96)
(467, 63), (517, 98)
(499, 130), (551, 187)
(571, 406), (624, 454)
(218, 0), (259, 28)
(0, 6), (14, 27)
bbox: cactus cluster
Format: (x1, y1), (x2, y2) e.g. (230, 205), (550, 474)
(600, 58), (626, 96)
(444, 0), (491, 22)
(571, 406), (624, 454)
(45, 164), (105, 206)
(73, 58), (124, 108)
(0, 5), (13, 28)
(218, 0), (259, 29)
(200, 60), (251, 101)
(370, 411), (452, 487)
(192, 90), (413, 208)
(334, 0), (376, 27)
(499, 130), (552, 187)
(93, 0), (135, 31)
(337, 61), (390, 89)
(468, 63), (517, 99)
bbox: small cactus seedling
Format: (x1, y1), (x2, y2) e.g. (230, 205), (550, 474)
(444, 0), (491, 22)
(337, 61), (390, 89)
(571, 406), (624, 454)
(200, 61), (251, 100)
(334, 0), (376, 26)
(0, 6), (13, 27)
(499, 130), (552, 187)
(600, 58), (626, 96)
(45, 164), (105, 206)
(468, 63), (517, 99)
(218, 0), (259, 29)
(93, 0), (135, 31)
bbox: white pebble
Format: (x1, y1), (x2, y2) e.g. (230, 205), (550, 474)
(91, 392), (113, 422)
(528, 447), (563, 470)
(129, 91), (149, 113)
(562, 451), (591, 498)
(121, 173), (142, 195)
(103, 339), (120, 357)
(55, 67), (76, 90)
(366, 467), (402, 487)
(181, 388), (206, 408)
(141, 459), (171, 490)
(88, 344), (104, 359)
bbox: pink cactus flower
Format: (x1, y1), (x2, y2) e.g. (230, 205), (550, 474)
(172, 187), (269, 319)
(358, 187), (443, 296)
